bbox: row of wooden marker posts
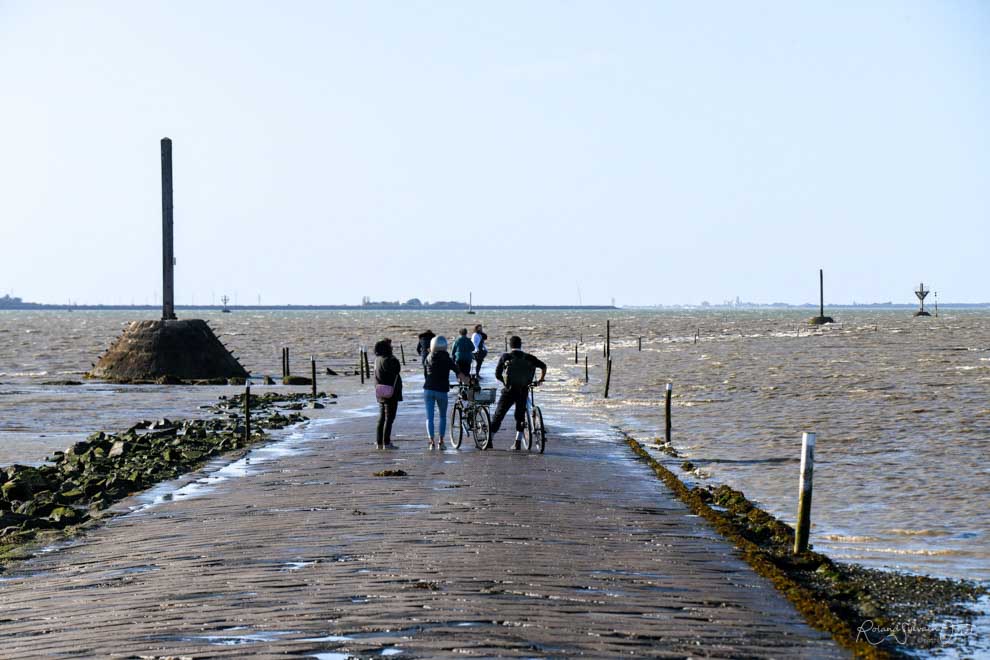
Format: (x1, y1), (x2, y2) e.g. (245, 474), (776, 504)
(585, 320), (817, 556)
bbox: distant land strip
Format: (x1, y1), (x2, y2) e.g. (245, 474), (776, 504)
(0, 302), (618, 311)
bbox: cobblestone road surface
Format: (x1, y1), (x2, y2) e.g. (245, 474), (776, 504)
(0, 389), (843, 658)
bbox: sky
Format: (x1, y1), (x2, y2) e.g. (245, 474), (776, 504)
(2, 1), (988, 306)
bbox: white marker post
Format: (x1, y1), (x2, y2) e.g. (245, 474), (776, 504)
(794, 432), (816, 554)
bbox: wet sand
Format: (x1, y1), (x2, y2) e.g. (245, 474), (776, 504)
(0, 387), (841, 658)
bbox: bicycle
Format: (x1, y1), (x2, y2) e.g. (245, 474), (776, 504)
(450, 379), (495, 450)
(521, 381), (547, 453)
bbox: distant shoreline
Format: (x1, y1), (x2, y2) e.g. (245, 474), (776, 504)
(2, 303), (989, 311)
(0, 303), (619, 312)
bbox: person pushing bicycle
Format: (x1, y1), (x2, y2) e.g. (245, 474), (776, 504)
(490, 335), (547, 450)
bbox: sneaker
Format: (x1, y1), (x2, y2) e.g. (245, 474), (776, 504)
(438, 440), (446, 450)
(428, 437), (435, 450)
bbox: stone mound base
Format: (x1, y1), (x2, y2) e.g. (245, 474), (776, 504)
(914, 311), (931, 317)
(87, 319), (248, 383)
(808, 316), (834, 325)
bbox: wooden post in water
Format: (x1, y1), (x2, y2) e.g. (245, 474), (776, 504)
(280, 348), (285, 378)
(694, 329), (699, 344)
(243, 383), (251, 443)
(819, 269), (824, 319)
(585, 355), (589, 383)
(574, 343), (578, 364)
(606, 319), (611, 358)
(311, 356), (317, 397)
(363, 349), (371, 380)
(505, 336), (508, 352)
(604, 357), (612, 398)
(285, 347), (290, 377)
(160, 138), (177, 321)
(359, 349), (365, 384)
(638, 336), (642, 351)
(794, 432), (816, 554)
(400, 343), (406, 365)
(664, 383), (672, 443)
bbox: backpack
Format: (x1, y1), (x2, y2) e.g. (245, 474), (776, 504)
(504, 351), (536, 387)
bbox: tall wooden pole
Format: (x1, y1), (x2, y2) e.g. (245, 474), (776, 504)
(603, 358), (612, 398)
(311, 356), (317, 397)
(243, 384), (251, 443)
(819, 269), (824, 319)
(664, 383), (672, 443)
(161, 138), (176, 320)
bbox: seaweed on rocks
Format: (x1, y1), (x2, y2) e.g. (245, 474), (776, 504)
(0, 391), (331, 565)
(623, 433), (986, 659)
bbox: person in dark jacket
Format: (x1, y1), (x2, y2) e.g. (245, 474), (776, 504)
(450, 328), (475, 377)
(491, 335), (547, 450)
(416, 330), (436, 371)
(373, 338), (403, 450)
(423, 335), (463, 450)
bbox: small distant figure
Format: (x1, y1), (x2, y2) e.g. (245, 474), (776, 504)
(373, 338), (403, 450)
(423, 335), (464, 450)
(417, 330), (436, 370)
(471, 324), (489, 377)
(451, 328), (475, 378)
(491, 335), (547, 450)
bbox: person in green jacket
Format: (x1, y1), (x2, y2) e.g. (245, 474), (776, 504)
(450, 328), (475, 377)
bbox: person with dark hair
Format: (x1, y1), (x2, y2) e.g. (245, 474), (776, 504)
(416, 330), (436, 371)
(423, 335), (464, 450)
(471, 324), (489, 377)
(491, 335), (547, 450)
(373, 338), (403, 450)
(450, 328), (475, 377)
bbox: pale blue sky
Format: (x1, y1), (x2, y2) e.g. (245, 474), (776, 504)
(2, 1), (988, 306)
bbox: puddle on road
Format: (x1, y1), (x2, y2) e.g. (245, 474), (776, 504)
(302, 634), (353, 642)
(177, 628), (300, 646)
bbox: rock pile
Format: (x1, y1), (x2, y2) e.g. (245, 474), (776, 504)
(0, 392), (320, 548)
(87, 319), (248, 383)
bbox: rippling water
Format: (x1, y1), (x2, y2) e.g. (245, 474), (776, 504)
(1, 308), (987, 581)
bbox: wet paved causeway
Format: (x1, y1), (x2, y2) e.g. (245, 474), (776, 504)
(0, 393), (843, 658)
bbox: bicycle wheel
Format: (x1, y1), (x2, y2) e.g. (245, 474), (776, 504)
(532, 406), (546, 454)
(521, 409), (532, 451)
(450, 402), (464, 449)
(473, 406), (491, 450)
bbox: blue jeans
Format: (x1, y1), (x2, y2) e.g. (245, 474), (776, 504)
(424, 389), (448, 439)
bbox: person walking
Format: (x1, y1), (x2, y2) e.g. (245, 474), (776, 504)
(471, 324), (489, 377)
(423, 335), (463, 450)
(491, 335), (547, 450)
(416, 330), (436, 372)
(450, 328), (475, 379)
(373, 338), (403, 450)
